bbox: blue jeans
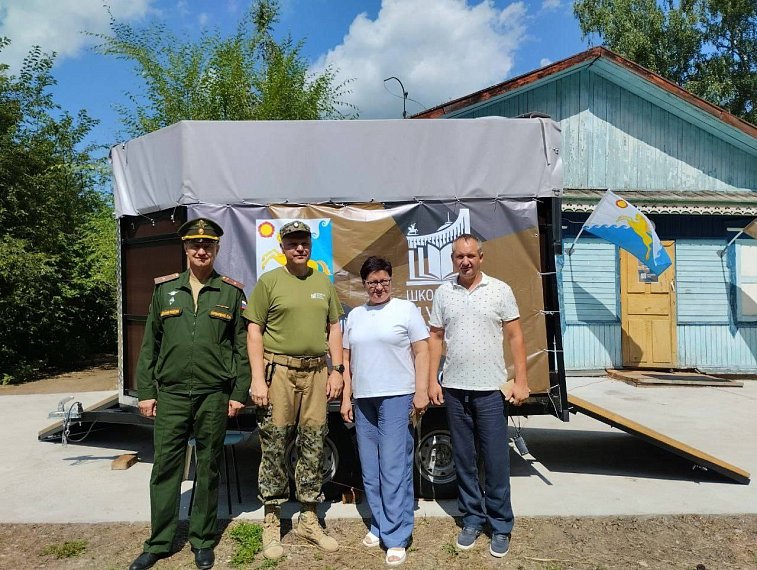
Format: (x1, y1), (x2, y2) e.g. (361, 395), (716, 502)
(444, 388), (514, 536)
(355, 394), (415, 548)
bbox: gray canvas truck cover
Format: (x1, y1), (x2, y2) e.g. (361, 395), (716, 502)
(110, 118), (562, 216)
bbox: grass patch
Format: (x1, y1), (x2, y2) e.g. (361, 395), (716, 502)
(39, 539), (87, 559)
(442, 542), (459, 556)
(229, 522), (264, 566)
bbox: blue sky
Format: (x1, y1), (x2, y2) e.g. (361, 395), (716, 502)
(0, 0), (590, 150)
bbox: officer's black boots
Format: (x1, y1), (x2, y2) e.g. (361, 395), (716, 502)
(128, 552), (163, 570)
(193, 547), (215, 569)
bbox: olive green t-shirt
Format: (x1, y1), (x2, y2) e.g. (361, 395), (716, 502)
(244, 266), (343, 356)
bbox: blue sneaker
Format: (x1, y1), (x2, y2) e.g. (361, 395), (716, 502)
(489, 533), (510, 558)
(455, 527), (481, 550)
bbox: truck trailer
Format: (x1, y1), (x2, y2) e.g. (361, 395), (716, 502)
(99, 117), (566, 498)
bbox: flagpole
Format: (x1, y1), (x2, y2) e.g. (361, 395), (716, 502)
(717, 230), (743, 257)
(566, 226), (586, 256)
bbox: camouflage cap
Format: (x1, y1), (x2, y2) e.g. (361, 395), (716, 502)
(177, 218), (223, 241)
(279, 220), (311, 239)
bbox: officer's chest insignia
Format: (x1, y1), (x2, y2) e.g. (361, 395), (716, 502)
(209, 310), (233, 321)
(160, 308), (182, 318)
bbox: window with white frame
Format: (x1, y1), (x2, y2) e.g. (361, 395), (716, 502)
(736, 240), (757, 321)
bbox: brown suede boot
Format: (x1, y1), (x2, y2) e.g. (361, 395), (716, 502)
(262, 504), (284, 560)
(295, 504), (338, 552)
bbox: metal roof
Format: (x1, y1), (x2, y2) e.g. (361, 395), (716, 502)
(563, 189), (757, 215)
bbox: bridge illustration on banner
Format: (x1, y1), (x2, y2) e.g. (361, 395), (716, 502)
(406, 209), (470, 286)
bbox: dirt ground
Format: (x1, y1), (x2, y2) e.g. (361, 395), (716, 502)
(1, 515), (756, 570)
(3, 364), (757, 569)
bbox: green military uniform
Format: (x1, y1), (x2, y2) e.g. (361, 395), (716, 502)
(136, 220), (250, 558)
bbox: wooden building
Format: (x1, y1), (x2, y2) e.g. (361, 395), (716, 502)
(415, 47), (757, 373)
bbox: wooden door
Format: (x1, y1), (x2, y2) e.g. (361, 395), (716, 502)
(620, 241), (676, 368)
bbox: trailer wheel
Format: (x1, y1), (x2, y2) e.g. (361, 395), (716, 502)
(413, 410), (458, 499)
(285, 414), (357, 501)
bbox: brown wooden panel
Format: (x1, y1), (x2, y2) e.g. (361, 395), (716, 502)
(568, 394), (750, 484)
(121, 211), (183, 240)
(124, 242), (184, 315)
(121, 209), (186, 395)
(626, 294), (671, 316)
(125, 321), (146, 393)
(621, 241), (676, 368)
(651, 319), (672, 364)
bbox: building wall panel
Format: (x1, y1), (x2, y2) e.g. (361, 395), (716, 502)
(456, 70), (756, 192)
(563, 323), (622, 369)
(679, 324), (757, 371)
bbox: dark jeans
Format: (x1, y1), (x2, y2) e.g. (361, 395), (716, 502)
(444, 388), (514, 536)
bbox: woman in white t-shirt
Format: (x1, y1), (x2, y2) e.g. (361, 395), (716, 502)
(341, 256), (429, 567)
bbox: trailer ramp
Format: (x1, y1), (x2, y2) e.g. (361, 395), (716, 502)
(568, 394), (750, 485)
(38, 393), (119, 442)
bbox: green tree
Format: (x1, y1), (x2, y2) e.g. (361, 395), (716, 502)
(0, 39), (115, 383)
(573, 0), (756, 123)
(94, 0), (355, 137)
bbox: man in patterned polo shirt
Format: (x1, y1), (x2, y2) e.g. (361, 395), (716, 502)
(428, 233), (530, 559)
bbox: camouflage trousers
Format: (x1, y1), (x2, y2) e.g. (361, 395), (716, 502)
(256, 358), (329, 505)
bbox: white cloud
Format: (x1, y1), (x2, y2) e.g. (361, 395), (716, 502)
(0, 0), (153, 72)
(541, 0), (561, 9)
(540, 57), (552, 67)
(311, 0), (527, 118)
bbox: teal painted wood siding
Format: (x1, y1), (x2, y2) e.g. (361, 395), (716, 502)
(679, 325), (757, 371)
(676, 240), (757, 371)
(452, 69), (757, 193)
(558, 239), (622, 370)
(558, 239), (618, 323)
(676, 240), (731, 324)
(563, 324), (621, 369)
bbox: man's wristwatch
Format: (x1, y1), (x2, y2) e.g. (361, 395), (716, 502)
(332, 364), (345, 374)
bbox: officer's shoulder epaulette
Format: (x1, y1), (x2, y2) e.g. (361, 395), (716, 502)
(154, 273), (180, 285)
(222, 275), (245, 290)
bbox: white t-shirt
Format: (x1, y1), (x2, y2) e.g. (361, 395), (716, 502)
(343, 298), (429, 398)
(429, 272), (520, 391)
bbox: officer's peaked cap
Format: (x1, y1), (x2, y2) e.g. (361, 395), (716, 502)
(178, 218), (223, 241)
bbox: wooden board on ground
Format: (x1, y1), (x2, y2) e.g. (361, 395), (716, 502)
(38, 393), (119, 440)
(567, 394), (751, 485)
(111, 453), (138, 470)
(607, 369), (743, 387)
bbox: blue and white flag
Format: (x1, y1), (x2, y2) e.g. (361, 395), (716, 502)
(584, 190), (672, 276)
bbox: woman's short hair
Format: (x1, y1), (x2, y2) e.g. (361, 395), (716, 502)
(360, 256), (393, 282)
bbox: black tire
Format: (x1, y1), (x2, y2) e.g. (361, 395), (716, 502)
(413, 408), (458, 499)
(284, 413), (358, 501)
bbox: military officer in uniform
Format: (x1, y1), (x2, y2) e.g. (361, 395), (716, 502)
(129, 218), (250, 570)
(245, 220), (344, 560)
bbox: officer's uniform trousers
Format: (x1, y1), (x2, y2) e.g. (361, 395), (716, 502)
(145, 389), (229, 554)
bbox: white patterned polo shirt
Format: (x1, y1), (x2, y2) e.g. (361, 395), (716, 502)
(429, 272), (520, 391)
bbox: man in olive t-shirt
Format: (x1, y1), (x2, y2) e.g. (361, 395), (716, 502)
(244, 220), (344, 560)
